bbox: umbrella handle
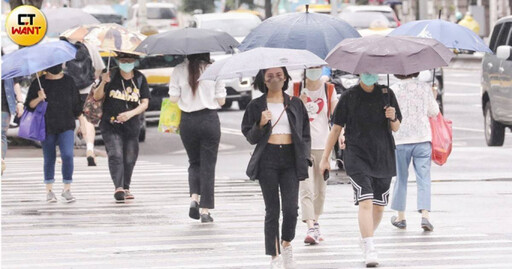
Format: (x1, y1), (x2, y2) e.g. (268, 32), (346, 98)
(107, 52), (111, 71)
(36, 75), (45, 100)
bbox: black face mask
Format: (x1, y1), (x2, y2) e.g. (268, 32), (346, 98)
(47, 65), (63, 75)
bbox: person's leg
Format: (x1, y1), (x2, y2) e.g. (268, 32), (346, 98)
(280, 166), (299, 247)
(179, 113), (201, 202)
(299, 165), (315, 227)
(122, 133), (139, 191)
(1, 112), (10, 174)
(258, 165), (281, 257)
(81, 115), (97, 166)
(312, 150), (327, 230)
(372, 176), (392, 230)
(101, 124), (124, 192)
(41, 134), (57, 202)
(198, 111), (220, 212)
(412, 142), (434, 231)
(57, 130), (75, 188)
(391, 144), (413, 221)
(358, 199), (374, 238)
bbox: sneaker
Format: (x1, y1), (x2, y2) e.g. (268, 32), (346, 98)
(61, 190), (76, 203)
(304, 228), (318, 245)
(46, 191), (57, 203)
(314, 222), (324, 241)
(391, 216), (407, 229)
(124, 189), (134, 199)
(281, 245), (297, 269)
(200, 213), (214, 223)
(86, 150), (96, 166)
(189, 201), (200, 220)
(270, 256), (284, 269)
(421, 218), (434, 232)
(365, 248), (379, 268)
(114, 190), (125, 202)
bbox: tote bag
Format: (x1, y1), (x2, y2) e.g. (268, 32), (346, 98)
(158, 98), (181, 134)
(18, 101), (47, 142)
(429, 113), (452, 166)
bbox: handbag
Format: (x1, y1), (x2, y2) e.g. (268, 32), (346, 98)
(82, 86), (103, 125)
(158, 98), (181, 134)
(429, 113), (453, 166)
(18, 101), (47, 142)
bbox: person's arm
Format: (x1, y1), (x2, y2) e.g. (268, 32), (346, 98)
(300, 99), (312, 165)
(241, 103), (271, 145)
(70, 79), (82, 118)
(386, 90), (402, 132)
(25, 79), (46, 109)
(214, 79), (226, 106)
(93, 72), (110, 101)
(319, 124), (343, 173)
(168, 67), (181, 103)
(14, 83), (24, 117)
(427, 85), (440, 117)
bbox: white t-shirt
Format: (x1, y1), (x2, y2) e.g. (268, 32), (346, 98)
(302, 85), (333, 150)
(168, 60), (226, 113)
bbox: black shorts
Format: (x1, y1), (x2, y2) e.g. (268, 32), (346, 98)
(349, 173), (392, 206)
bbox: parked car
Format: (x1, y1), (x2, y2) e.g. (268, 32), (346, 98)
(83, 5), (124, 25)
(190, 12), (261, 109)
(126, 3), (179, 33)
(341, 5), (401, 28)
(481, 16), (512, 146)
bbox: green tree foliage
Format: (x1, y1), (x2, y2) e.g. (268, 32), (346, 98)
(182, 0), (215, 13)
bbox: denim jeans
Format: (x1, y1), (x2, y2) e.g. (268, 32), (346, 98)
(100, 121), (139, 190)
(41, 130), (75, 184)
(2, 112), (10, 159)
(391, 142), (432, 212)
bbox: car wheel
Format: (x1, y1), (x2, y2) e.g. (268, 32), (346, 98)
(484, 102), (505, 146)
(222, 100), (233, 109)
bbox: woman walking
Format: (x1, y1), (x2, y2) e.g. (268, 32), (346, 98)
(389, 73), (439, 231)
(93, 53), (149, 202)
(242, 67), (311, 269)
(25, 63), (82, 203)
(168, 53), (226, 223)
(292, 66), (337, 244)
(320, 73), (402, 267)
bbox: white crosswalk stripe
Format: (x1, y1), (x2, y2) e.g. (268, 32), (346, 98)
(2, 157), (512, 268)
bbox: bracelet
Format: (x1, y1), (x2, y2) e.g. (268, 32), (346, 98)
(390, 116), (398, 122)
(17, 101), (24, 104)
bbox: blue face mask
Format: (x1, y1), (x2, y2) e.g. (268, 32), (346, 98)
(118, 62), (135, 73)
(360, 73), (379, 86)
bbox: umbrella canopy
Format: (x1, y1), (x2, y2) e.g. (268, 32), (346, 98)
(61, 24), (145, 54)
(2, 41), (77, 80)
(135, 28), (240, 55)
(199, 47), (326, 81)
(43, 8), (100, 36)
(238, 9), (360, 59)
(388, 19), (491, 53)
(325, 35), (454, 75)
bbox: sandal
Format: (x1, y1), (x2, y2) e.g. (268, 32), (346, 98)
(391, 216), (407, 229)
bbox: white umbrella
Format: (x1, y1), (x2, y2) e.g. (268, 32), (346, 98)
(199, 47), (327, 81)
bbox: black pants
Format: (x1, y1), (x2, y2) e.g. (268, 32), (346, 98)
(180, 109), (220, 209)
(258, 144), (299, 256)
(100, 121), (139, 190)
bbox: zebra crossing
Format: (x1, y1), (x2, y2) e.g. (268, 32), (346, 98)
(2, 157), (512, 268)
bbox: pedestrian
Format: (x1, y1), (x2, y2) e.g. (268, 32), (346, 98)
(168, 53), (226, 223)
(63, 38), (106, 167)
(292, 66), (337, 244)
(25, 63), (82, 203)
(319, 73), (402, 267)
(1, 77), (24, 175)
(242, 67), (311, 269)
(389, 72), (439, 232)
(93, 53), (149, 202)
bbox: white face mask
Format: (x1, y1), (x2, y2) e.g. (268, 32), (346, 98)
(306, 68), (323, 81)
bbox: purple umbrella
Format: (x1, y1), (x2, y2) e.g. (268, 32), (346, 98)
(325, 35), (454, 75)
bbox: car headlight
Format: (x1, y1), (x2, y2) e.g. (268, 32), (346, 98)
(341, 76), (359, 89)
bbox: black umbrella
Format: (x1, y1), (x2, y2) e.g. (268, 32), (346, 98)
(135, 28), (240, 55)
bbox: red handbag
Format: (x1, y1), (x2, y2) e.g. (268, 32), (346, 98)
(429, 113), (453, 166)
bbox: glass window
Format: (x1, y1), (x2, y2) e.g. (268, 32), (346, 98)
(144, 7), (176, 19)
(495, 22), (511, 50)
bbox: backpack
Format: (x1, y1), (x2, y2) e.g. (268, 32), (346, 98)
(65, 42), (95, 90)
(293, 82), (335, 120)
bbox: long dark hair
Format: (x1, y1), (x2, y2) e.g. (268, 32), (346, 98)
(253, 67), (292, 93)
(187, 53), (211, 95)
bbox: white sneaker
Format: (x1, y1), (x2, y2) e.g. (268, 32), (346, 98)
(365, 248), (379, 268)
(282, 245), (297, 269)
(270, 256), (284, 269)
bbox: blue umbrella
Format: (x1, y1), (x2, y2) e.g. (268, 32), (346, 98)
(2, 41), (77, 81)
(238, 6), (361, 59)
(388, 19), (492, 53)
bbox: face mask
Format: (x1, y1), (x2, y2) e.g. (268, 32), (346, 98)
(306, 68), (323, 81)
(360, 73), (379, 86)
(265, 78), (285, 92)
(47, 65), (63, 75)
(119, 62), (135, 73)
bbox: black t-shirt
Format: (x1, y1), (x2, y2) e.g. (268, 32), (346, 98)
(25, 75), (81, 134)
(101, 69), (150, 132)
(332, 84), (402, 178)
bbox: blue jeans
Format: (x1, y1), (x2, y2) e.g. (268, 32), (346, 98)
(391, 142), (432, 212)
(2, 112), (10, 159)
(41, 130), (75, 184)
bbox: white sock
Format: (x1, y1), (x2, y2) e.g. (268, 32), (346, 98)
(86, 143), (94, 152)
(363, 237), (375, 250)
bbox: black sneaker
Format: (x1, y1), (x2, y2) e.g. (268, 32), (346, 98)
(391, 216), (407, 229)
(201, 213), (214, 223)
(114, 190), (125, 202)
(189, 201), (200, 220)
(421, 218), (434, 232)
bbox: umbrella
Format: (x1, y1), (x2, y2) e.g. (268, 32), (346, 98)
(238, 6), (360, 59)
(199, 47), (326, 81)
(43, 8), (100, 36)
(2, 41), (77, 84)
(325, 35), (454, 75)
(135, 28), (239, 55)
(388, 19), (491, 53)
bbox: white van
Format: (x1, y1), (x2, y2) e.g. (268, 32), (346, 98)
(126, 3), (180, 32)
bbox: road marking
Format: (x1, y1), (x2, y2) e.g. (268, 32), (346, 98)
(444, 81), (481, 88)
(221, 127), (243, 136)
